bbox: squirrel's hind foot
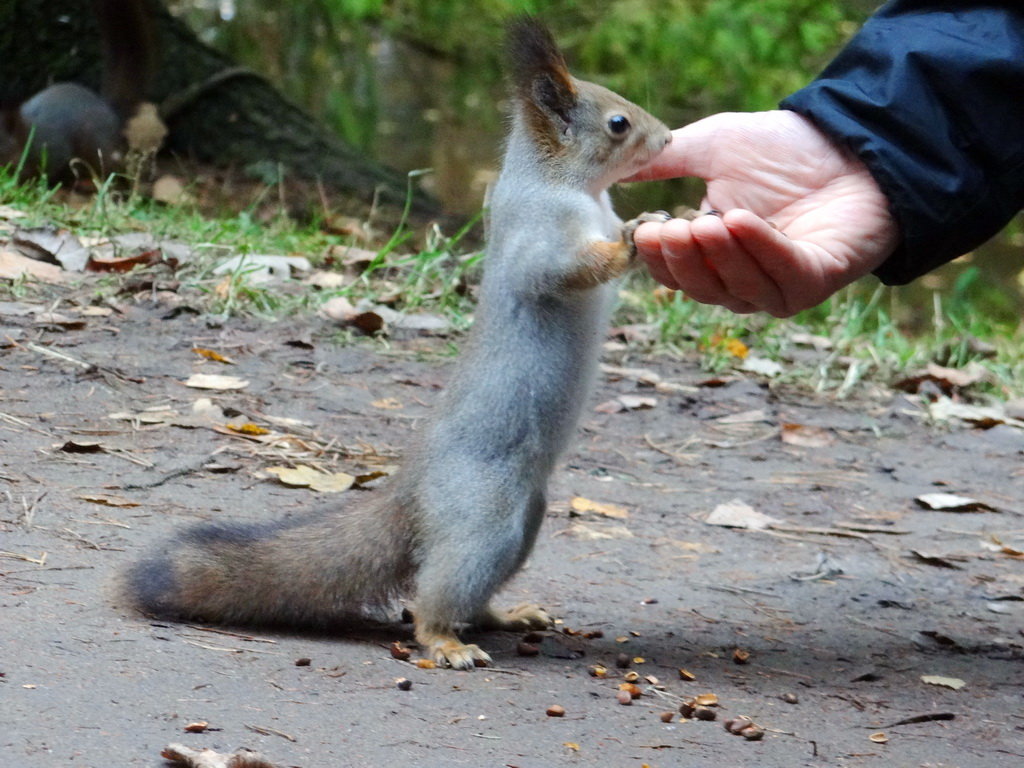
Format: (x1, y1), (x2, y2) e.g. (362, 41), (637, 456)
(475, 603), (554, 632)
(416, 621), (493, 670)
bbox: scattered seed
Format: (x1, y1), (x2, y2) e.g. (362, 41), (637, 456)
(618, 682), (642, 699)
(694, 693), (718, 707)
(546, 704), (566, 717)
(741, 724), (765, 741)
(396, 678), (412, 691)
(294, 657), (311, 667)
(522, 631), (545, 644)
(659, 711), (675, 723)
(724, 716), (752, 734)
(679, 700), (696, 718)
(588, 664), (608, 678)
(678, 668), (696, 681)
(632, 656), (646, 664)
(733, 648), (751, 665)
(869, 732), (889, 744)
(623, 670), (640, 683)
(615, 652), (632, 669)
(782, 692), (799, 704)
(616, 690), (633, 705)
(183, 721), (209, 733)
(389, 641), (411, 661)
(415, 659), (437, 669)
(693, 706), (717, 721)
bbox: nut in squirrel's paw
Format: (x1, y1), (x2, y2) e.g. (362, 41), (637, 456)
(623, 210), (673, 261)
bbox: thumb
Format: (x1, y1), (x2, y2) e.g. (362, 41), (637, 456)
(626, 112), (737, 182)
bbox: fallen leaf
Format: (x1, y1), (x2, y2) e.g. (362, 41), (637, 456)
(601, 364), (662, 386)
(12, 226), (89, 270)
(594, 395), (657, 413)
(86, 248), (170, 273)
(705, 499), (780, 530)
(35, 311), (85, 330)
(915, 493), (996, 513)
(780, 422), (835, 447)
(59, 440), (105, 454)
(77, 493), (140, 508)
(0, 251), (67, 283)
(717, 409), (768, 425)
(927, 397), (1022, 429)
(651, 537), (719, 554)
(741, 356), (784, 377)
(184, 374), (249, 391)
(561, 522), (634, 540)
(226, 422), (270, 436)
(920, 675), (966, 690)
(213, 254), (311, 284)
(304, 270), (348, 289)
(909, 550), (965, 569)
(80, 306), (114, 317)
(570, 496), (629, 519)
(192, 347), (236, 364)
(265, 465), (355, 493)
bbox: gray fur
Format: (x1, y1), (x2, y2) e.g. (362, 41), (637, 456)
(125, 18), (671, 667)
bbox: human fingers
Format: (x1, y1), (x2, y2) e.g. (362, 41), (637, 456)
(638, 217), (761, 314)
(688, 213), (789, 316)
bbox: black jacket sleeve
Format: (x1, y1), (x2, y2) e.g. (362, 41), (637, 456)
(780, 1), (1024, 285)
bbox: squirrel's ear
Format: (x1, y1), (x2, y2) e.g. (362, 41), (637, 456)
(506, 16), (577, 125)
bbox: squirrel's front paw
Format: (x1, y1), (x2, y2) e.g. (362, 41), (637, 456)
(622, 210), (672, 261)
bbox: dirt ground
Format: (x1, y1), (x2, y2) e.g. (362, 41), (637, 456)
(1, 292), (1022, 768)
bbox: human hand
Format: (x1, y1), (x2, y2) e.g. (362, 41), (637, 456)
(629, 110), (899, 316)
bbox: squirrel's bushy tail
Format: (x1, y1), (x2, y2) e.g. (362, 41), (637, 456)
(125, 497), (414, 627)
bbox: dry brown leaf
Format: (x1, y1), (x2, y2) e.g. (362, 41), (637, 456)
(570, 496), (629, 519)
(77, 493), (140, 508)
(86, 248), (169, 273)
(192, 347), (236, 364)
(225, 422), (270, 436)
(265, 465), (355, 493)
(780, 422), (835, 447)
(0, 251), (67, 283)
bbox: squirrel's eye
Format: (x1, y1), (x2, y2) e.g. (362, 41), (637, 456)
(607, 115), (631, 136)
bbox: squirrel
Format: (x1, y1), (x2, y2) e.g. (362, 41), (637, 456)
(0, 0), (156, 184)
(124, 17), (672, 669)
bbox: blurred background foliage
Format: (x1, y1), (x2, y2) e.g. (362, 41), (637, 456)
(167, 0), (1022, 327)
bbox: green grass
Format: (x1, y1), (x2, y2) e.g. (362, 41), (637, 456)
(2, 169), (1022, 400)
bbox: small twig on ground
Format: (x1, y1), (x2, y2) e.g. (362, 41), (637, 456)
(244, 723), (296, 742)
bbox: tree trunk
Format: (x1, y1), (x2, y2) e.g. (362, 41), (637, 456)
(0, 0), (439, 219)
